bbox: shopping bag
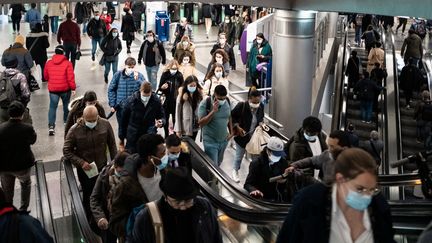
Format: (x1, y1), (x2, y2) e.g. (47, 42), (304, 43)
(31, 63), (41, 81)
(245, 125), (270, 155)
(28, 74), (40, 92)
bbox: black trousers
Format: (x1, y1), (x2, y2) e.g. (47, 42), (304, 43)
(63, 43), (77, 69)
(11, 16), (21, 31)
(76, 167), (98, 222)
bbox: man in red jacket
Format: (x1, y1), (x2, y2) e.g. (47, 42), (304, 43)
(57, 12), (81, 69)
(44, 45), (76, 136)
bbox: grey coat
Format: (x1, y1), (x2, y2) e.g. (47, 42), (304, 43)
(174, 89), (200, 136)
(291, 150), (335, 183)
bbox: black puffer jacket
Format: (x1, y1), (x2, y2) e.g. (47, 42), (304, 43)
(100, 35), (122, 58)
(287, 128), (328, 162)
(158, 70), (184, 115)
(231, 101), (264, 148)
(121, 92), (165, 153)
(354, 77), (383, 101)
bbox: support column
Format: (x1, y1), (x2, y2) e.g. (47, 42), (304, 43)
(271, 10), (315, 137)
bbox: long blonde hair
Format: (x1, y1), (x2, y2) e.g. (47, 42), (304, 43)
(163, 59), (180, 72)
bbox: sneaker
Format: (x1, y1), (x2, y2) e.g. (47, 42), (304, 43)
(48, 126), (55, 136)
(406, 105), (410, 109)
(12, 31), (16, 34)
(92, 55), (95, 61)
(366, 121), (372, 124)
(232, 170), (240, 183)
(127, 48), (131, 54)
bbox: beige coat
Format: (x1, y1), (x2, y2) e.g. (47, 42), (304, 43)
(47, 3), (66, 17)
(203, 76), (229, 96)
(367, 47), (385, 73)
(179, 64), (198, 80)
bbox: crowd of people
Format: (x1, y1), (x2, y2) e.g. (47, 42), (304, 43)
(0, 5), (431, 243)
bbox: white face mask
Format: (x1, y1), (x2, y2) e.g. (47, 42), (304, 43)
(95, 16), (100, 20)
(182, 41), (189, 46)
(249, 102), (260, 109)
(170, 69), (177, 75)
(257, 39), (263, 44)
(215, 57), (223, 64)
(125, 68), (134, 76)
(218, 99), (226, 106)
(215, 71), (223, 79)
(268, 153), (281, 164)
(85, 121), (97, 129)
(219, 39), (226, 45)
(112, 32), (118, 37)
(141, 94), (150, 104)
(182, 59), (190, 65)
(147, 37), (154, 43)
(103, 11), (108, 14)
(225, 19), (230, 24)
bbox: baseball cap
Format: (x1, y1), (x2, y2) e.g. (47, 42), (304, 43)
(266, 136), (286, 157)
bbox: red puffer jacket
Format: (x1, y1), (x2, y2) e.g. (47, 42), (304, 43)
(44, 54), (76, 92)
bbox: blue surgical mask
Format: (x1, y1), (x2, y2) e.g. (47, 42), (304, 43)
(268, 153), (281, 164)
(141, 95), (150, 103)
(95, 16), (100, 20)
(303, 132), (318, 142)
(218, 99), (226, 106)
(156, 155), (169, 170)
(345, 186), (372, 211)
(85, 121), (97, 129)
(112, 32), (118, 37)
(114, 170), (121, 177)
(168, 152), (180, 160)
(187, 86), (196, 93)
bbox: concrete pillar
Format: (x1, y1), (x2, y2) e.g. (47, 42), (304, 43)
(328, 12), (339, 38)
(271, 10), (315, 137)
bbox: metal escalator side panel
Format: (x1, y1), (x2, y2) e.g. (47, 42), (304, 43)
(62, 158), (101, 243)
(35, 161), (58, 242)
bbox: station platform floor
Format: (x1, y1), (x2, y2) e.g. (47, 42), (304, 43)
(0, 15), (253, 217)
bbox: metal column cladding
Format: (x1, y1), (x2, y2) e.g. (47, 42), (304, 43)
(271, 10), (315, 137)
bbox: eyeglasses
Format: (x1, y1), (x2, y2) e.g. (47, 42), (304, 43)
(166, 197), (194, 208)
(351, 182), (380, 196)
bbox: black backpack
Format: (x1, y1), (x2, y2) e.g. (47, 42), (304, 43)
(0, 72), (17, 108)
(422, 102), (432, 121)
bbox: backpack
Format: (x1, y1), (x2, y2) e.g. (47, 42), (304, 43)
(0, 72), (17, 108)
(125, 202), (164, 243)
(422, 102), (432, 121)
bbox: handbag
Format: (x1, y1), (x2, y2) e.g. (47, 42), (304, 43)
(245, 125), (270, 155)
(28, 74), (40, 91)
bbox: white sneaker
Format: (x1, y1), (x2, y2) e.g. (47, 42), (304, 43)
(232, 170), (240, 183)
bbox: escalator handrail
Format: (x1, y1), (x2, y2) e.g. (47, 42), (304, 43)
(337, 19), (350, 131)
(62, 158), (101, 243)
(186, 137), (289, 210)
(378, 24), (389, 175)
(35, 161), (57, 242)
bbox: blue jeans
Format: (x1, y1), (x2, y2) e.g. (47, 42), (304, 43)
(360, 100), (373, 122)
(204, 139), (228, 167)
(82, 21), (88, 34)
(355, 26), (361, 44)
(48, 91), (71, 126)
(50, 16), (59, 34)
(145, 65), (159, 90)
(233, 141), (259, 171)
(104, 58), (119, 78)
(91, 38), (101, 56)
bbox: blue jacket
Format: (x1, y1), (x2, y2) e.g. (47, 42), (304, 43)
(276, 183), (395, 243)
(121, 92), (165, 153)
(108, 70), (145, 108)
(25, 8), (41, 29)
(0, 206), (54, 243)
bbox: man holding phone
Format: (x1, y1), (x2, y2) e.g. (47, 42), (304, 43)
(198, 85), (233, 167)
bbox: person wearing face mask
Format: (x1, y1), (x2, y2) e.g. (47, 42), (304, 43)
(110, 134), (166, 241)
(158, 60), (184, 137)
(203, 63), (229, 96)
(63, 105), (118, 227)
(198, 85), (234, 166)
(286, 116), (328, 176)
(276, 148), (395, 243)
(246, 33), (272, 87)
(65, 90), (107, 137)
(100, 28), (122, 83)
(286, 130), (351, 183)
(175, 75), (203, 140)
(90, 151), (129, 243)
(87, 11), (107, 61)
(219, 16), (235, 47)
(231, 88), (264, 182)
(174, 35), (195, 64)
(108, 57), (145, 147)
(178, 52), (198, 80)
(206, 49), (231, 77)
(138, 30), (167, 90)
(121, 82), (165, 153)
(172, 17), (194, 57)
(130, 167), (223, 243)
(121, 7), (136, 54)
(100, 7), (112, 30)
(210, 32), (236, 71)
(165, 134), (192, 172)
(244, 136), (289, 202)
